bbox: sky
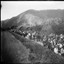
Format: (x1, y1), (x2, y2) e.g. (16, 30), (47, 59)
(1, 1), (64, 21)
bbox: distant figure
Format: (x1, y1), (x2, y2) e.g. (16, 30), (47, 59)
(25, 33), (31, 39)
(23, 32), (28, 37)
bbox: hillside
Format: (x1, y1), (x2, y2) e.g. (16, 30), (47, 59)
(1, 9), (64, 35)
(1, 9), (64, 63)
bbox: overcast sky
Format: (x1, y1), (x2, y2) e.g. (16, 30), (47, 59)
(1, 1), (64, 21)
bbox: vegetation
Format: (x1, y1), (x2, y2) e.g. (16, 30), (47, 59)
(1, 9), (64, 63)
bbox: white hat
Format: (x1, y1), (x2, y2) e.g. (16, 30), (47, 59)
(54, 48), (58, 54)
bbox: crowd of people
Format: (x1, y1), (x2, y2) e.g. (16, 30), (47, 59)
(11, 29), (64, 57)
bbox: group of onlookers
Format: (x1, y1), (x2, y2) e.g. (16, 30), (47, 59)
(11, 29), (64, 56)
(24, 31), (64, 56)
(47, 33), (64, 56)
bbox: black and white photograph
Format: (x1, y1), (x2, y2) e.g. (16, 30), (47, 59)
(1, 1), (64, 63)
(1, 0), (64, 1)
